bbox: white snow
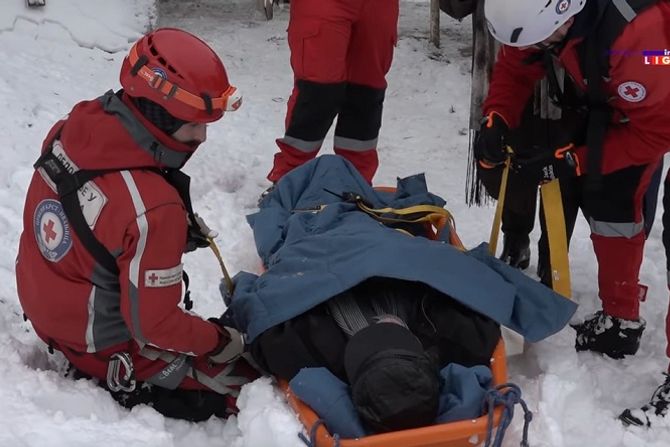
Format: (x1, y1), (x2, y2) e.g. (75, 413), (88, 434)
(0, 0), (668, 446)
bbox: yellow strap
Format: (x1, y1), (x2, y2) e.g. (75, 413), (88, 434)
(488, 156), (511, 256)
(540, 180), (572, 299)
(359, 202), (451, 217)
(357, 202), (455, 228)
(356, 201), (465, 250)
(208, 237), (235, 296)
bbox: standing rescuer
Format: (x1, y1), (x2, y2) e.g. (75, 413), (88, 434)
(479, 0), (670, 426)
(265, 0), (400, 186)
(15, 28), (258, 421)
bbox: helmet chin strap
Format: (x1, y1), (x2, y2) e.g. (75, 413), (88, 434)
(534, 36), (569, 53)
(534, 41), (556, 51)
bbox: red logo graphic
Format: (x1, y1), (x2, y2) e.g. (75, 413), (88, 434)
(43, 220), (58, 243)
(148, 272), (159, 285)
(617, 81), (646, 103)
(623, 85), (639, 98)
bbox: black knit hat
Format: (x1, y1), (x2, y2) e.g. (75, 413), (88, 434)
(344, 323), (441, 433)
(133, 96), (188, 135)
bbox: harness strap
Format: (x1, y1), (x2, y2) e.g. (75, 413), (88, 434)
(33, 134), (207, 309)
(354, 199), (463, 249)
(34, 150), (122, 275)
(488, 149), (513, 256)
(540, 180), (572, 298)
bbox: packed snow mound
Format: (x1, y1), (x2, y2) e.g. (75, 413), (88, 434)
(0, 0), (157, 53)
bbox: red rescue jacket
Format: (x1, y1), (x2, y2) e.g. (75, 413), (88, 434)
(483, 2), (670, 174)
(16, 91), (221, 357)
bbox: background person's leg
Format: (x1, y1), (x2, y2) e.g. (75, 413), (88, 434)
(332, 0), (399, 184)
(267, 0), (356, 182)
(575, 163), (659, 358)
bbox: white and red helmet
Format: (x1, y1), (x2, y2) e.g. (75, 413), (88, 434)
(485, 0), (586, 47)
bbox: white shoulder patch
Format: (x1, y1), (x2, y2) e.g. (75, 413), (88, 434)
(77, 181), (107, 228)
(144, 264), (183, 288)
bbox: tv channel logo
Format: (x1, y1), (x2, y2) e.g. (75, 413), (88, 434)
(643, 49), (670, 65)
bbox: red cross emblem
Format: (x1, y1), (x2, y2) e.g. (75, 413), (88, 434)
(623, 86), (639, 98)
(34, 200), (72, 262)
(618, 81), (646, 103)
(148, 273), (159, 285)
(43, 219), (58, 243)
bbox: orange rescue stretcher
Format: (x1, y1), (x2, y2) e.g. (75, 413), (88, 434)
(276, 190), (509, 447)
(279, 340), (507, 447)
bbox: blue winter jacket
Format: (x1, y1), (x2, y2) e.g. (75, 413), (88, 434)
(226, 155), (576, 342)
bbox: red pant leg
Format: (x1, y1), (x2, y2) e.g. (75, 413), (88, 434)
(591, 231), (645, 320)
(268, 0), (357, 182)
(331, 0), (399, 183)
(584, 164), (658, 320)
(346, 0), (399, 89)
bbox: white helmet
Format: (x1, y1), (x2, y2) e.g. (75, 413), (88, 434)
(485, 0), (587, 47)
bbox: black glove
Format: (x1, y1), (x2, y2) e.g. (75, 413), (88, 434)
(184, 213), (216, 253)
(512, 144), (581, 184)
(473, 112), (510, 166)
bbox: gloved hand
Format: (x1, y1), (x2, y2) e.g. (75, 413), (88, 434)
(513, 143), (581, 184)
(208, 322), (245, 364)
(473, 111), (510, 167)
(185, 213), (218, 253)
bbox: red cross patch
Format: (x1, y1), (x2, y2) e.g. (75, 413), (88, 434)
(34, 199), (72, 262)
(144, 264), (183, 288)
(617, 81), (646, 103)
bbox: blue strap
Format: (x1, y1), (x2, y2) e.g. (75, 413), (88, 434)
(483, 383), (533, 447)
(298, 419), (341, 447)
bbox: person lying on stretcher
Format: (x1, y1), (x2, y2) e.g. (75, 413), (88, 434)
(220, 155), (577, 435)
(254, 277), (501, 434)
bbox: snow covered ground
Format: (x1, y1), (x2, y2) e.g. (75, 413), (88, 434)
(0, 1), (669, 446)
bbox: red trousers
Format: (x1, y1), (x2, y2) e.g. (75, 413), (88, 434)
(267, 0), (400, 184)
(583, 164), (659, 321)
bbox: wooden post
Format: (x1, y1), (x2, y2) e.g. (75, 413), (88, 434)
(429, 0), (440, 48)
(465, 0), (499, 206)
(469, 0), (498, 131)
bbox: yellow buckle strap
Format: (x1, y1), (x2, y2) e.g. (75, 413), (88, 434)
(488, 153), (512, 256)
(540, 180), (572, 299)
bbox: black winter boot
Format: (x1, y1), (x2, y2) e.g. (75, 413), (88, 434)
(619, 373), (670, 427)
(499, 233), (531, 270)
(571, 311), (645, 359)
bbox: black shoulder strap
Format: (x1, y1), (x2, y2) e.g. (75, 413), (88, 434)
(35, 147), (201, 310)
(35, 150), (122, 274)
(583, 0), (657, 189)
(35, 147), (204, 277)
